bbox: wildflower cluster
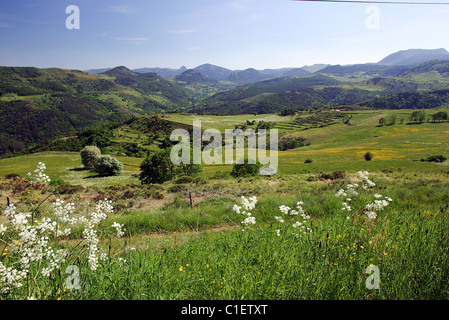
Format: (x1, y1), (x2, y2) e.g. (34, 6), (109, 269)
(52, 198), (120, 270)
(232, 196), (258, 230)
(111, 222), (125, 238)
(26, 162), (50, 185)
(276, 201), (312, 237)
(335, 171), (392, 220)
(1, 203), (68, 293)
(0, 164), (126, 296)
(81, 199), (114, 271)
(232, 196), (313, 237)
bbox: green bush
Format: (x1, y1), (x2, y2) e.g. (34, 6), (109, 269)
(80, 146), (101, 167)
(162, 195), (190, 210)
(94, 155), (123, 176)
(364, 151), (374, 161)
(167, 184), (188, 193)
(174, 176), (194, 184)
(139, 148), (176, 184)
(139, 147), (203, 185)
(5, 173), (20, 179)
(49, 178), (67, 186)
(422, 155), (447, 163)
(230, 160), (262, 178)
(318, 171), (346, 181)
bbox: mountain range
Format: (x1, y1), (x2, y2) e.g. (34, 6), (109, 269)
(85, 48), (449, 82)
(2, 48), (449, 156)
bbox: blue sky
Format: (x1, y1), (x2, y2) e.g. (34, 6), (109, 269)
(1, 0), (449, 70)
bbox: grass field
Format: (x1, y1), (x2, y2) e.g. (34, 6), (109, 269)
(1, 108), (449, 300)
(165, 112), (292, 132)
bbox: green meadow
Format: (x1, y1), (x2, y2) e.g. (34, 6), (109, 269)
(1, 108), (449, 300)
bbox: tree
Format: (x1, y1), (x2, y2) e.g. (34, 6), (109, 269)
(410, 110), (426, 123)
(432, 111), (448, 122)
(378, 117), (386, 126)
(139, 148), (176, 184)
(139, 147), (203, 184)
(389, 114), (397, 125)
(364, 152), (374, 161)
(230, 160), (262, 178)
(159, 135), (173, 149)
(80, 145), (101, 168)
(94, 155), (123, 176)
(178, 159), (203, 177)
(423, 155), (447, 163)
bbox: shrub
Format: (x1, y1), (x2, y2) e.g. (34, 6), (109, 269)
(54, 184), (84, 195)
(318, 171), (346, 181)
(49, 178), (67, 186)
(230, 160), (262, 178)
(80, 145), (101, 167)
(5, 173), (20, 179)
(168, 184), (187, 193)
(139, 148), (176, 184)
(178, 162), (203, 177)
(94, 155), (123, 176)
(139, 147), (203, 185)
(364, 151), (374, 161)
(174, 176), (194, 184)
(153, 189), (165, 199)
(162, 195), (190, 210)
(422, 155), (447, 163)
(304, 158), (313, 164)
(278, 136), (306, 151)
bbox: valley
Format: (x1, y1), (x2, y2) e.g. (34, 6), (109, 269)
(2, 48), (449, 301)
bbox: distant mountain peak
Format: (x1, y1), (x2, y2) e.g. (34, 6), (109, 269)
(378, 48), (449, 66)
(175, 69), (217, 84)
(103, 66), (136, 76)
(193, 64), (233, 81)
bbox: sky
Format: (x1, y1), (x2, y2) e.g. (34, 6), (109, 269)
(1, 0), (449, 71)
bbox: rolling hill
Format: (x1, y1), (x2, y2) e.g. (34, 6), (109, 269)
(132, 66), (188, 78)
(191, 59), (449, 115)
(193, 64), (234, 81)
(378, 48), (449, 66)
(0, 66), (196, 156)
(4, 48), (449, 156)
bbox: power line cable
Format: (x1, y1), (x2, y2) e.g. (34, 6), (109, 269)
(292, 0), (449, 5)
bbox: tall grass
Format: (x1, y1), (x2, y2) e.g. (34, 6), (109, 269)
(48, 206), (449, 300)
(4, 185), (449, 300)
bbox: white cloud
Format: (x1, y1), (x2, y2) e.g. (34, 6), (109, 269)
(110, 5), (135, 14)
(167, 29), (195, 34)
(112, 36), (148, 41)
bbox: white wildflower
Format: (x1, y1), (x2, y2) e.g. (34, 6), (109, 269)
(292, 221), (302, 228)
(342, 202), (352, 211)
(279, 205), (291, 215)
(366, 211), (377, 219)
(242, 216), (256, 226)
(274, 216), (285, 223)
(111, 222), (125, 237)
(27, 162), (50, 185)
(0, 224), (6, 235)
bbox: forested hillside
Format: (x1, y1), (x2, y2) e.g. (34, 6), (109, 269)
(0, 66), (195, 156)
